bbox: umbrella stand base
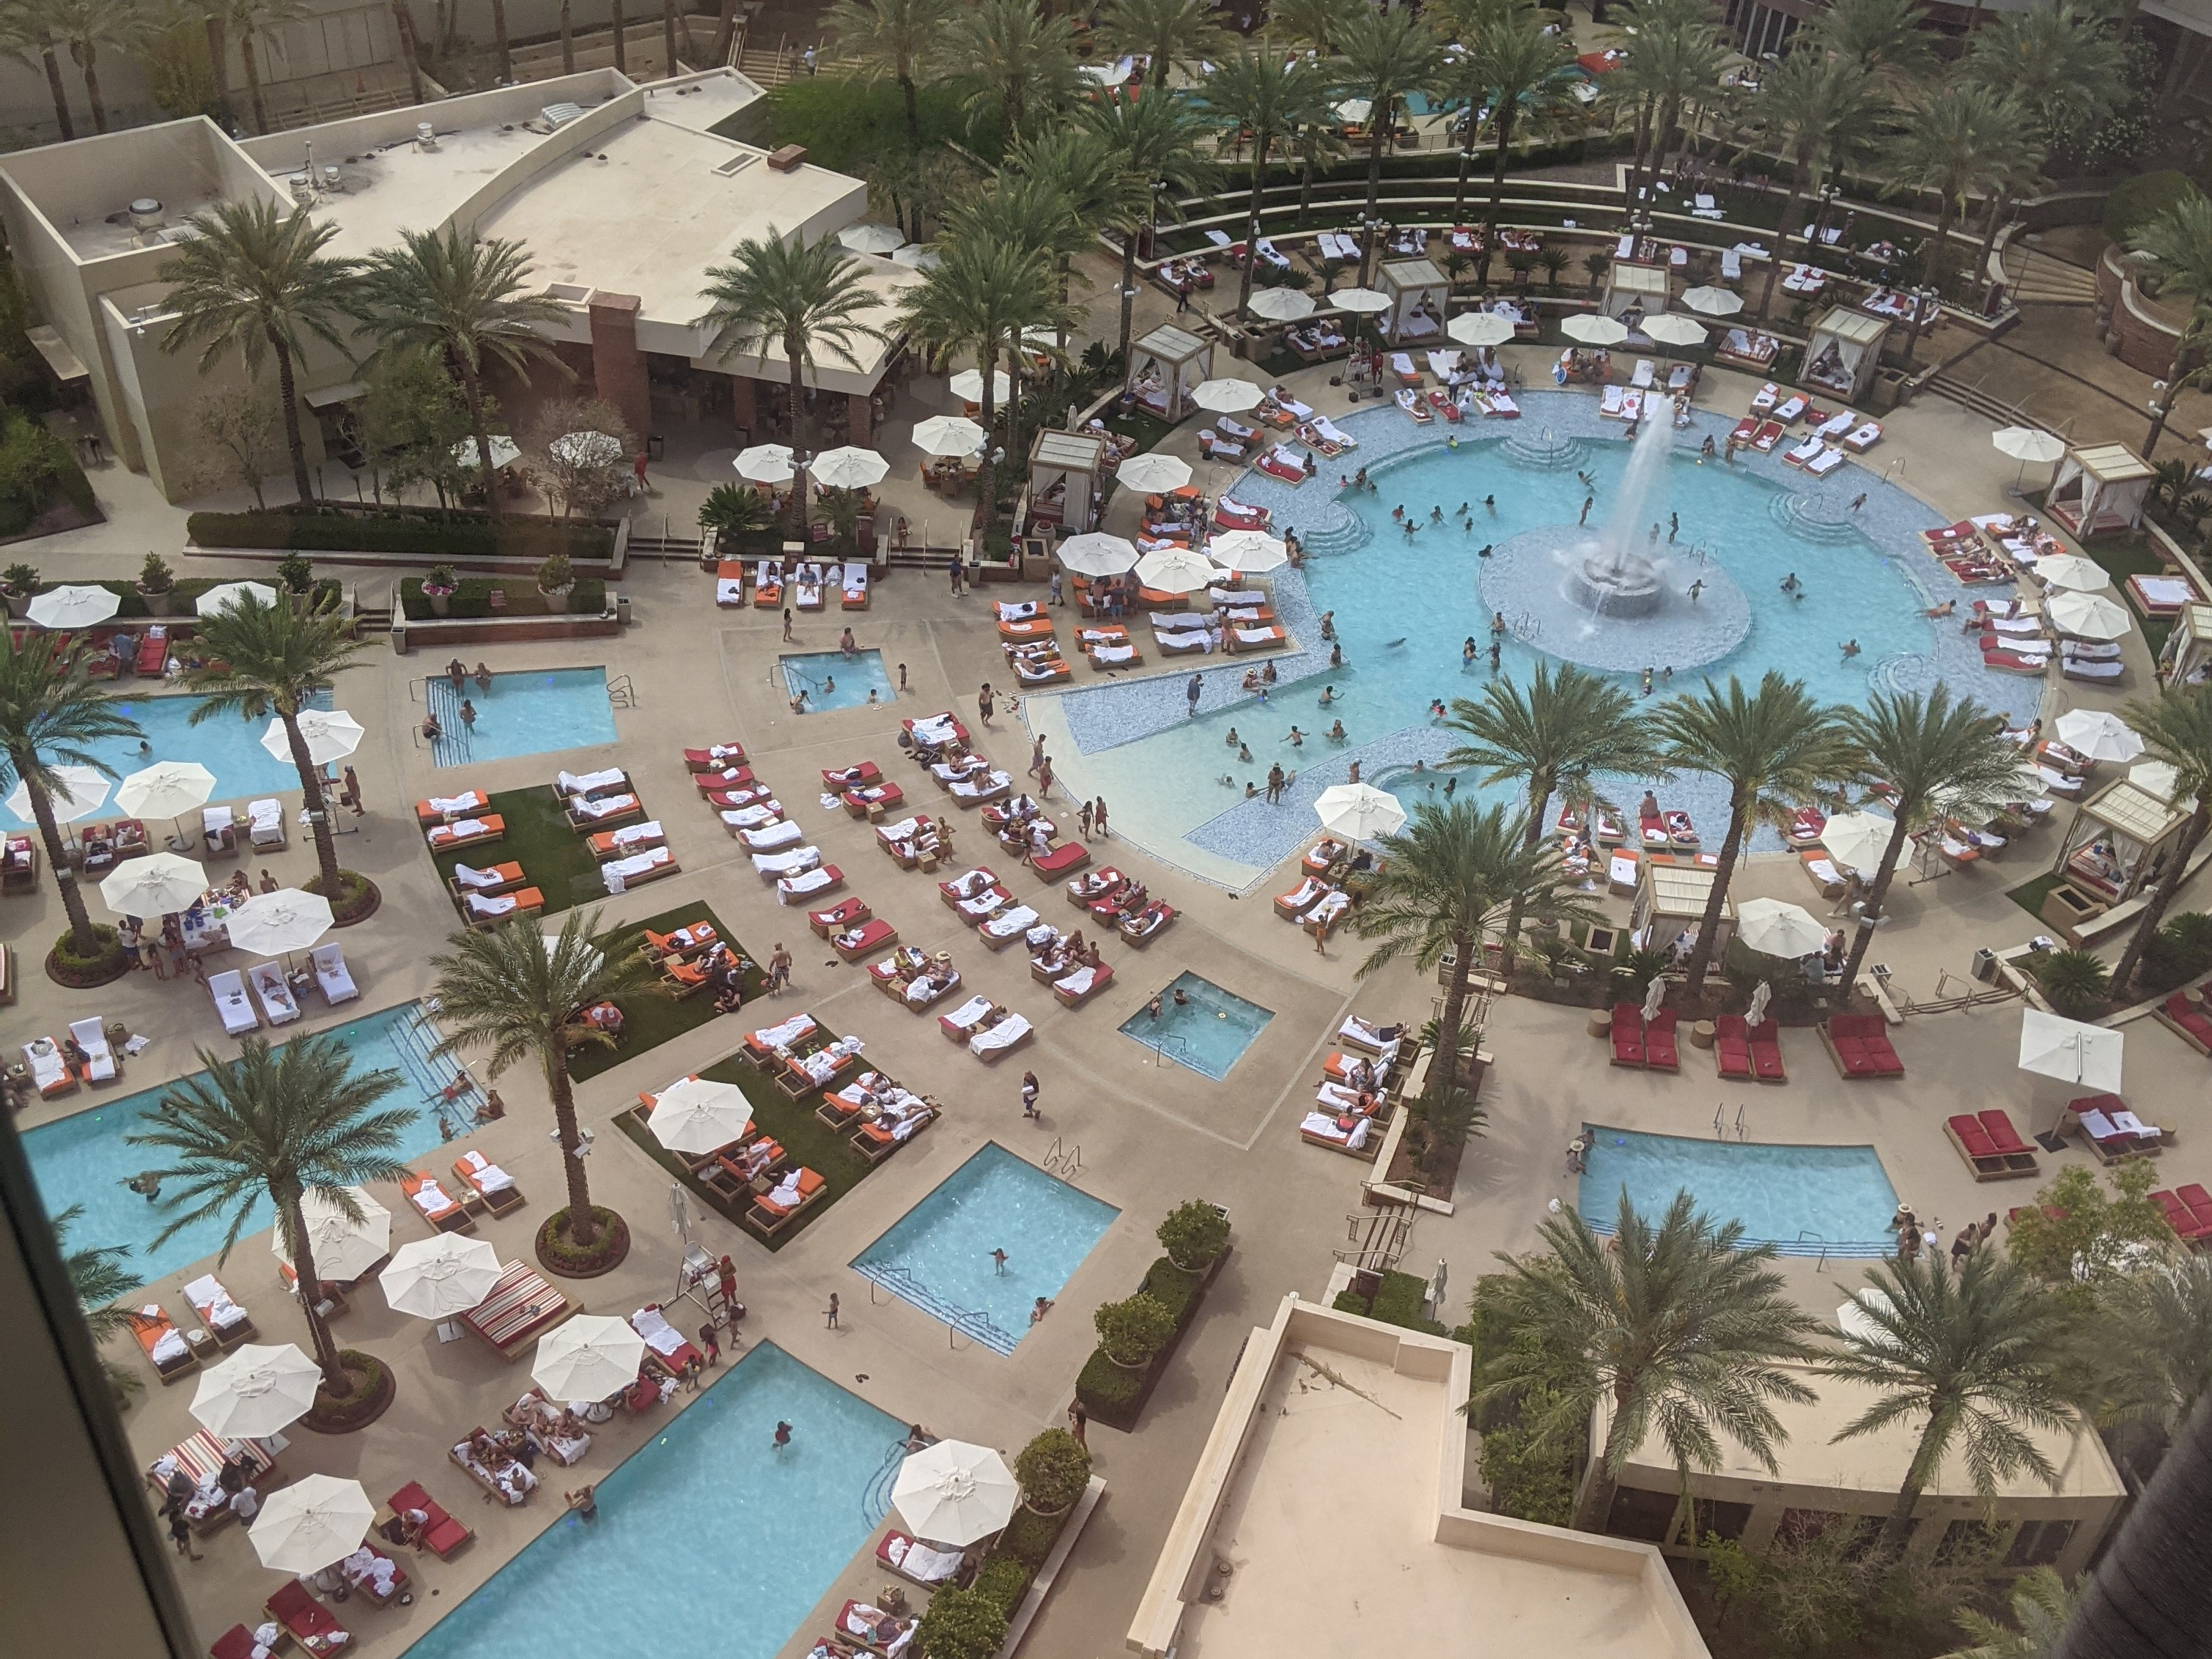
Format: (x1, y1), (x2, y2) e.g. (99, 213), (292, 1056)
(298, 1351), (397, 1436)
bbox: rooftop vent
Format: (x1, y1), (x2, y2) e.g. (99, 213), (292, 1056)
(416, 122), (438, 150)
(288, 174), (314, 202)
(542, 102), (586, 128)
(712, 152), (757, 177)
(127, 197), (163, 231)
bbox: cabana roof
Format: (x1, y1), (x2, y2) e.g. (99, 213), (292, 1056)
(2068, 443), (2153, 485)
(1816, 307), (1889, 348)
(2078, 779), (2188, 846)
(1132, 323), (1208, 363)
(1379, 256), (1446, 291)
(1031, 429), (1107, 473)
(1641, 861), (1734, 920)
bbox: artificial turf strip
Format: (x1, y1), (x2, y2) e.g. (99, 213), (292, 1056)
(568, 901), (767, 1082)
(429, 786), (602, 917)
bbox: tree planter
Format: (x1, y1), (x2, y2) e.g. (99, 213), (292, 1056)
(299, 1351), (396, 1434)
(539, 585), (574, 614)
(45, 926), (132, 989)
(426, 590), (453, 617)
(305, 871), (381, 927)
(535, 1208), (630, 1278)
(137, 583), (173, 617)
(2, 589), (29, 619)
(1074, 1243), (1231, 1432)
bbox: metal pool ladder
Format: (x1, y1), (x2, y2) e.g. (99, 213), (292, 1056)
(607, 673), (636, 709)
(1042, 1138), (1084, 1182)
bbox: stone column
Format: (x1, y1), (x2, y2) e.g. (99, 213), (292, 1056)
(587, 292), (649, 448)
(847, 390), (871, 443)
(729, 372), (756, 439)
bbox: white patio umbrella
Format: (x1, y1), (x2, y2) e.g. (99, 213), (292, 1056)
(116, 760), (215, 845)
(262, 709), (364, 766)
(453, 435), (522, 471)
(1642, 975), (1667, 1023)
(1055, 533), (1140, 577)
(279, 1186), (391, 1281)
(2131, 758), (2183, 801)
(2047, 589), (2132, 640)
(891, 1441), (1020, 1547)
(1446, 311), (1516, 347)
(812, 446), (890, 490)
(1191, 377), (1265, 414)
(1209, 528), (1288, 572)
(1680, 286), (1744, 317)
(1745, 980), (1773, 1027)
(1115, 452), (1194, 494)
(25, 583), (120, 629)
(646, 1076), (755, 1155)
(1736, 896), (1828, 958)
(836, 222), (905, 256)
(1247, 287), (1317, 322)
(1314, 782), (1406, 842)
(380, 1233), (504, 1319)
(735, 443), (797, 484)
(549, 429), (624, 468)
(1330, 287), (1392, 314)
(2054, 709), (2144, 763)
(191, 1342), (323, 1438)
(248, 1475), (376, 1575)
(1333, 97), (1372, 124)
(892, 244), (941, 271)
(1994, 426), (2067, 466)
(533, 1315), (647, 1401)
(1836, 1287), (1900, 1350)
(949, 368), (1011, 404)
(100, 851), (207, 917)
(196, 580), (279, 618)
(6, 764), (108, 825)
(1818, 810), (1896, 876)
(1134, 543), (1219, 594)
(1640, 314), (1708, 348)
(226, 889), (333, 956)
(2019, 1006), (2123, 1093)
(1561, 313), (1631, 346)
(911, 415), (987, 458)
(2034, 553), (2111, 593)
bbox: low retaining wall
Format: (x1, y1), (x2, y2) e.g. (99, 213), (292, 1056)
(391, 608), (622, 651)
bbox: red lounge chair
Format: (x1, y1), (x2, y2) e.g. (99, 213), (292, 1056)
(2158, 992), (2212, 1057)
(1644, 1010), (1680, 1071)
(388, 1481), (473, 1558)
(696, 766), (756, 796)
(684, 744), (747, 770)
(823, 761), (883, 790)
(2180, 1183), (2212, 1241)
(1747, 1019), (1786, 1082)
(1822, 1013), (1903, 1079)
(1609, 1004), (1645, 1068)
(808, 898), (870, 939)
(1713, 1015), (1753, 1080)
(1031, 841), (1091, 877)
(1257, 449), (1306, 484)
(833, 918), (899, 962)
(212, 1627), (259, 1659)
(266, 1579), (350, 1655)
(843, 783), (906, 819)
(2151, 1189), (2212, 1244)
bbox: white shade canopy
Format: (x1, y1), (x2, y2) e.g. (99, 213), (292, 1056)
(1736, 896), (1828, 958)
(25, 583), (120, 629)
(262, 708), (364, 767)
(191, 1342), (322, 1438)
(1561, 313), (1631, 345)
(735, 443), (797, 484)
(891, 1440), (1020, 1546)
(1247, 287), (1317, 322)
(278, 1186), (391, 1281)
(226, 889), (333, 956)
(549, 429), (624, 468)
(2046, 589), (2132, 640)
(1133, 544), (1219, 594)
(533, 1314), (647, 1401)
(2131, 758), (2183, 801)
(2019, 1006), (2123, 1092)
(2053, 709), (2144, 762)
(1209, 529), (1288, 572)
(1314, 781), (1407, 841)
(1994, 426), (2068, 465)
(1115, 452), (1194, 494)
(196, 580), (279, 618)
(1640, 314), (1708, 347)
(1446, 311), (1516, 346)
(1055, 533), (1140, 577)
(1191, 377), (1265, 413)
(100, 851), (207, 916)
(1837, 1287), (1901, 1351)
(646, 1076), (755, 1154)
(1817, 810), (1896, 876)
(381, 1233), (502, 1320)
(1680, 285), (1744, 317)
(1331, 287), (1392, 314)
(910, 415), (987, 457)
(7, 764), (108, 825)
(2034, 553), (2111, 593)
(1333, 97), (1372, 122)
(836, 222), (905, 255)
(949, 369), (1011, 404)
(812, 446), (890, 490)
(116, 760), (215, 820)
(249, 1474), (376, 1575)
(454, 435), (522, 471)
(892, 244), (941, 271)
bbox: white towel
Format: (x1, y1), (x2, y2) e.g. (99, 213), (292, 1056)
(452, 863), (504, 890)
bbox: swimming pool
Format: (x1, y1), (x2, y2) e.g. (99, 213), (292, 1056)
(781, 649), (896, 712)
(1577, 1126), (1899, 1256)
(401, 1342), (905, 1659)
(0, 690), (332, 828)
(423, 668), (619, 769)
(1119, 972), (1275, 1080)
(852, 1142), (1120, 1354)
(21, 1003), (471, 1283)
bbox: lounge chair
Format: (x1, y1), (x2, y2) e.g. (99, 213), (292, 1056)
(778, 863), (844, 904)
(67, 1016), (118, 1082)
(590, 819), (666, 860)
(460, 1261), (576, 1360)
(310, 943), (358, 1003)
(426, 814), (504, 853)
(937, 996), (995, 1041)
(208, 969), (259, 1036)
(748, 1167), (827, 1237)
(630, 1304), (706, 1379)
(879, 1529), (967, 1588)
(1299, 1110), (1374, 1156)
(2157, 992), (2212, 1056)
(715, 558), (746, 606)
(416, 788), (489, 825)
(1944, 1109), (2040, 1180)
(402, 1170), (474, 1234)
(449, 861), (524, 902)
(1821, 1013), (1903, 1079)
(452, 1149), (526, 1215)
(248, 961), (301, 1025)
(1609, 1005), (1645, 1068)
(602, 848), (678, 891)
(554, 767), (628, 800)
(833, 918), (899, 962)
(128, 1305), (198, 1383)
(245, 798), (287, 850)
(1031, 841), (1090, 878)
(504, 1386), (593, 1465)
(1714, 1015), (1755, 1081)
(465, 887), (546, 928)
(807, 898), (871, 939)
(979, 906), (1043, 950)
(566, 791), (643, 832)
(1338, 1016), (1404, 1060)
(183, 1274), (257, 1348)
(970, 1010), (1034, 1060)
(451, 1430), (540, 1505)
(744, 1013), (820, 1063)
(265, 1579), (350, 1655)
(388, 1482), (473, 1556)
(1052, 961), (1113, 1008)
(1120, 902), (1176, 944)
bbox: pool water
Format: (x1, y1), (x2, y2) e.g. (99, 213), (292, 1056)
(21, 1003), (471, 1283)
(423, 668), (619, 769)
(781, 649), (896, 713)
(0, 690), (332, 828)
(1118, 972), (1275, 1080)
(402, 1342), (905, 1659)
(1577, 1126), (1899, 1256)
(851, 1142), (1120, 1354)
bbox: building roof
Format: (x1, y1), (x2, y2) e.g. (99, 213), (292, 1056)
(1133, 323), (1209, 363)
(1380, 256), (1446, 291)
(2081, 779), (2188, 846)
(2070, 443), (2155, 484)
(1817, 307), (1890, 347)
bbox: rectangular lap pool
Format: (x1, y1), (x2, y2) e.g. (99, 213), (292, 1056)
(1119, 972), (1275, 1080)
(852, 1142), (1119, 1354)
(424, 667), (619, 768)
(781, 649), (895, 712)
(1577, 1126), (1899, 1256)
(401, 1342), (905, 1659)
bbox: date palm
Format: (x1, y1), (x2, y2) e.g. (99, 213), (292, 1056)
(210, 0), (309, 135)
(1477, 1190), (1822, 1534)
(1893, 83), (2029, 300)
(1335, 6), (1442, 284)
(430, 912), (657, 1256)
(182, 591), (368, 902)
(41, 0), (150, 132)
(2109, 683), (2212, 994)
(1652, 671), (1847, 996)
(1197, 45), (1335, 315)
(0, 0), (76, 138)
(51, 1204), (140, 1344)
(1808, 0), (1934, 82)
(0, 630), (143, 959)
(358, 226), (569, 520)
(2097, 1253), (2212, 1437)
(158, 199), (359, 504)
(1462, 4), (1577, 283)
(128, 1035), (414, 1395)
(1826, 1250), (2069, 1550)
(2051, 1393), (2212, 1658)
(1946, 1567), (2079, 1659)
(939, 172), (1083, 471)
(1745, 48), (1882, 319)
(825, 0), (951, 151)
(1073, 88), (1217, 367)
(1096, 0), (1218, 90)
(941, 0), (1082, 142)
(2129, 191), (2212, 455)
(1834, 686), (2022, 989)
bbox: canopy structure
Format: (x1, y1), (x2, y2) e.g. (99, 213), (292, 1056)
(1629, 861), (1737, 961)
(1027, 430), (1110, 534)
(2048, 443), (2153, 539)
(1313, 782), (1406, 842)
(2158, 601), (2212, 689)
(1601, 260), (1670, 325)
(2051, 779), (2192, 909)
(1802, 308), (1891, 403)
(1377, 257), (1448, 347)
(1126, 324), (1211, 422)
(2019, 1008), (2124, 1093)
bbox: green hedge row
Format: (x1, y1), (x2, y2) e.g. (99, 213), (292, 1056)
(1332, 1268), (1448, 1334)
(398, 576), (608, 620)
(188, 508), (615, 562)
(1072, 1250), (1225, 1430)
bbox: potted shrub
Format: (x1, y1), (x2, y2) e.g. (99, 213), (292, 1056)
(1092, 1292), (1176, 1370)
(276, 554), (314, 607)
(137, 552), (176, 616)
(1012, 1427), (1091, 1519)
(1, 562), (37, 619)
(914, 1586), (1007, 1659)
(421, 564), (459, 618)
(1156, 1200), (1230, 1272)
(537, 552), (576, 613)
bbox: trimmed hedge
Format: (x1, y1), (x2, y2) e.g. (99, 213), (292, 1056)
(1073, 1246), (1229, 1430)
(970, 1557), (1034, 1618)
(189, 506), (616, 562)
(1332, 1268), (1447, 1334)
(399, 575), (608, 620)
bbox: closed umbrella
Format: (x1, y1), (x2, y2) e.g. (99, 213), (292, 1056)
(1561, 314), (1631, 346)
(949, 369), (1011, 404)
(533, 1315), (647, 1401)
(116, 760), (215, 849)
(2033, 553), (2111, 593)
(1640, 314), (1707, 348)
(1642, 975), (1667, 1023)
(196, 580), (279, 617)
(891, 1441), (1020, 1546)
(1314, 782), (1406, 841)
(1191, 377), (1264, 414)
(1746, 980), (1772, 1027)
(549, 430), (624, 468)
(836, 223), (904, 256)
(25, 583), (120, 629)
(248, 1475), (376, 1575)
(1331, 287), (1392, 314)
(2054, 709), (2143, 763)
(1115, 452), (1193, 494)
(190, 1342), (322, 1438)
(6, 764), (108, 825)
(1210, 529), (1288, 572)
(910, 415), (986, 458)
(100, 851), (206, 917)
(1818, 810), (1895, 875)
(380, 1234), (503, 1319)
(453, 435), (521, 471)
(1055, 533), (1140, 577)
(226, 889), (333, 956)
(2047, 589), (2131, 640)
(735, 444), (797, 484)
(1134, 544), (1218, 594)
(1446, 311), (1515, 347)
(2019, 1007), (2123, 1093)
(1680, 286), (1744, 317)
(1736, 896), (1828, 958)
(1247, 287), (1317, 322)
(646, 1076), (754, 1155)
(262, 709), (364, 766)
(278, 1186), (391, 1281)
(812, 447), (889, 490)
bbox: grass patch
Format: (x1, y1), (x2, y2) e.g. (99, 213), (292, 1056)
(569, 901), (763, 1083)
(429, 786), (602, 918)
(1102, 407), (1177, 453)
(2009, 870), (2065, 920)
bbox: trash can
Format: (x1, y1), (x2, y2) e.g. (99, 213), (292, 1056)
(1972, 947), (1997, 983)
(616, 591), (632, 626)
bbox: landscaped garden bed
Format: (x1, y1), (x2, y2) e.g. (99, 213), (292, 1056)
(1073, 1200), (1231, 1432)
(399, 574), (608, 620)
(427, 786), (608, 917)
(188, 505), (616, 566)
(568, 902), (755, 1082)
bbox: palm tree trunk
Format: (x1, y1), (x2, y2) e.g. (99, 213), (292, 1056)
(1501, 776), (1553, 947)
(456, 355), (504, 522)
(282, 1197), (350, 1392)
(1299, 127), (1319, 219)
(1570, 1383), (1637, 1531)
(1361, 122), (1387, 286)
(204, 13), (231, 108)
(279, 709), (344, 895)
(240, 34), (267, 135)
(712, 0), (739, 67)
(1840, 816), (1912, 989)
(2112, 802), (2210, 993)
(786, 345), (808, 538)
(270, 331), (314, 504)
(2051, 1390), (2212, 1659)
(662, 0), (677, 76)
(899, 71), (921, 151)
(547, 1051), (600, 1246)
(1434, 927), (1473, 1079)
(1975, 191), (2010, 301)
(1117, 224), (1139, 369)
(973, 355), (998, 532)
(1238, 158), (1265, 316)
(611, 0), (627, 73)
(17, 766), (97, 956)
(1928, 196), (1958, 299)
(1681, 794), (1747, 995)
(1760, 166), (1807, 320)
(1003, 338), (1022, 490)
(1882, 1464), (1928, 1549)
(559, 0), (574, 74)
(1482, 103), (1518, 287)
(1453, 128), (1475, 223)
(492, 0), (513, 79)
(392, 1), (427, 103)
(1151, 41), (1169, 89)
(39, 41), (73, 141)
(2148, 337), (2193, 455)
(74, 41), (107, 133)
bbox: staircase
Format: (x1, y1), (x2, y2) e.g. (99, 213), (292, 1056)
(2004, 245), (2100, 308)
(1922, 367), (2024, 428)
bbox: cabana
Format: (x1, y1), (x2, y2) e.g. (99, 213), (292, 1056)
(1025, 429), (1109, 534)
(2047, 443), (2153, 539)
(2158, 601), (2212, 687)
(2051, 780), (2192, 909)
(1802, 307), (1890, 403)
(1125, 324), (1210, 422)
(1601, 260), (1670, 326)
(1629, 860), (1736, 964)
(1379, 257), (1449, 345)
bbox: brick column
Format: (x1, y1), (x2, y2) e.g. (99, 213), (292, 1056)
(847, 390), (871, 443)
(587, 292), (649, 448)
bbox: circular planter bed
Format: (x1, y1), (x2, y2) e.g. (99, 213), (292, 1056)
(45, 926), (132, 989)
(306, 871), (382, 927)
(299, 1351), (396, 1434)
(536, 1208), (630, 1278)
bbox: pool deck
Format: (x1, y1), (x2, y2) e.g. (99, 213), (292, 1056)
(7, 303), (2212, 1659)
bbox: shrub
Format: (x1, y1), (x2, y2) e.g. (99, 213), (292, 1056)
(1074, 1349), (1141, 1412)
(1012, 1428), (1091, 1515)
(2143, 910), (2212, 993)
(1092, 1292), (1176, 1367)
(698, 481), (772, 535)
(398, 576), (606, 621)
(2105, 170), (2197, 247)
(998, 1507), (1064, 1567)
(1, 561), (34, 591)
(2029, 947), (2110, 1019)
(1140, 1259), (1201, 1323)
(970, 1557), (1033, 1617)
(1157, 1199), (1230, 1270)
(537, 552), (575, 593)
(914, 1585), (1007, 1659)
(186, 506), (616, 563)
(139, 552), (174, 591)
(275, 554), (314, 594)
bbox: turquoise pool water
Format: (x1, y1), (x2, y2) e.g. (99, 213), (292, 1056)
(21, 1003), (470, 1282)
(852, 1143), (1120, 1354)
(781, 649), (896, 713)
(1577, 1126), (1899, 1256)
(402, 1342), (904, 1659)
(1119, 972), (1275, 1080)
(423, 668), (618, 769)
(0, 690), (331, 828)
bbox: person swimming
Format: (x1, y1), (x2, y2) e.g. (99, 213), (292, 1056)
(1840, 638), (1861, 658)
(1385, 637), (1407, 648)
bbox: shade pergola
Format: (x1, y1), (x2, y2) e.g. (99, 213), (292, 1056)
(1600, 260), (1670, 324)
(1629, 861), (1737, 959)
(1127, 324), (1211, 421)
(1377, 257), (1448, 347)
(1027, 430), (1110, 533)
(2051, 780), (2192, 908)
(2048, 443), (2153, 539)
(2158, 601), (2212, 688)
(1802, 308), (1891, 403)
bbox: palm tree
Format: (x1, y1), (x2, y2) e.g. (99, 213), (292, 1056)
(213, 0), (309, 135)
(51, 1203), (139, 1342)
(428, 912), (657, 1257)
(43, 0), (150, 133)
(1893, 84), (2029, 300)
(1962, 4), (2119, 278)
(948, 165), (1089, 467)
(182, 592), (368, 904)
(825, 0), (950, 151)
(1944, 1567), (2080, 1659)
(1745, 48), (1883, 319)
(1652, 671), (1846, 997)
(1198, 45), (1335, 316)
(1445, 662), (1662, 945)
(0, 0), (77, 139)
(1335, 6), (1443, 285)
(2099, 1253), (2212, 1436)
(1352, 799), (1596, 1085)
(1834, 686), (2022, 989)
(1478, 1190), (1823, 1534)
(1272, 0), (1360, 218)
(1826, 1250), (2070, 1549)
(391, 0), (425, 97)
(1462, 8), (1577, 287)
(1096, 0), (1217, 90)
(158, 199), (359, 504)
(2050, 1393), (2212, 1657)
(697, 230), (887, 536)
(940, 0), (1081, 142)
(2130, 191), (2212, 455)
(2109, 684), (2212, 994)
(0, 630), (143, 960)
(1809, 0), (1935, 82)
(1074, 88), (1217, 369)
(129, 1035), (413, 1394)
(1610, 0), (1727, 215)
(358, 226), (570, 519)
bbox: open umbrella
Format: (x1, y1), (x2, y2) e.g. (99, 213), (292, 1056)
(1247, 287), (1317, 322)
(2131, 758), (2184, 801)
(196, 580), (279, 618)
(1746, 980), (1773, 1027)
(1210, 529), (1288, 572)
(1642, 975), (1667, 1022)
(191, 1342), (323, 1438)
(2019, 1007), (2123, 1093)
(949, 369), (1011, 404)
(278, 1186), (391, 1281)
(646, 1076), (754, 1155)
(1055, 533), (1140, 577)
(811, 447), (889, 490)
(1115, 452), (1193, 494)
(893, 244), (942, 271)
(380, 1234), (503, 1319)
(2033, 553), (2111, 593)
(1561, 313), (1631, 346)
(226, 889), (333, 956)
(1837, 1287), (1900, 1349)
(262, 709), (364, 766)
(6, 764), (108, 826)
(1640, 314), (1707, 348)
(2054, 709), (2144, 763)
(1191, 377), (1264, 414)
(248, 1474), (376, 1575)
(1314, 782), (1406, 842)
(1994, 426), (2067, 466)
(100, 851), (206, 917)
(116, 760), (215, 849)
(1333, 97), (1372, 124)
(836, 223), (905, 256)
(25, 583), (120, 629)
(911, 415), (987, 458)
(2047, 589), (2131, 640)
(1736, 896), (1828, 958)
(891, 1441), (1020, 1546)
(533, 1315), (647, 1401)
(735, 444), (797, 484)
(549, 430), (624, 468)
(1446, 311), (1516, 347)
(1134, 544), (1218, 594)
(1330, 287), (1392, 315)
(1680, 286), (1744, 317)
(453, 435), (522, 471)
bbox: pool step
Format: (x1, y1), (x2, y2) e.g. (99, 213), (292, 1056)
(1768, 492), (1865, 546)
